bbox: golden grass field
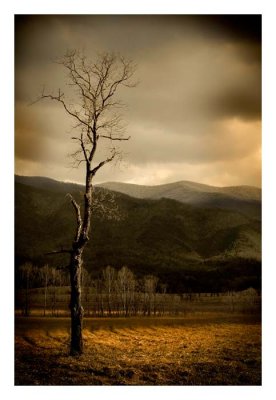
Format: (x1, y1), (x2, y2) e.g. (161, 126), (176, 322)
(15, 314), (261, 385)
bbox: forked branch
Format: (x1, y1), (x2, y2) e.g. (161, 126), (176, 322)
(90, 150), (118, 176)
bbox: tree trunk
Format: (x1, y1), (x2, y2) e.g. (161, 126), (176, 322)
(69, 250), (84, 355)
(69, 172), (92, 355)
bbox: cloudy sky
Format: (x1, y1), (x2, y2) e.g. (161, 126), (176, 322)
(15, 15), (261, 187)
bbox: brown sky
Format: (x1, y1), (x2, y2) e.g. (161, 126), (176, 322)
(15, 15), (261, 187)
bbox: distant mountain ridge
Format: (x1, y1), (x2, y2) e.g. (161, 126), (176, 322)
(15, 175), (261, 221)
(15, 175), (261, 201)
(98, 180), (261, 201)
(98, 181), (261, 220)
(15, 175), (85, 193)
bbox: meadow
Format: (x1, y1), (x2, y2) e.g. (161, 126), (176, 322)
(15, 313), (261, 385)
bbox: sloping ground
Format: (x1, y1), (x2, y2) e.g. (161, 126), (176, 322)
(15, 175), (261, 218)
(15, 182), (260, 263)
(15, 315), (261, 385)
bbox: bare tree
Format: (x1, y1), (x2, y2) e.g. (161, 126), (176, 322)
(159, 283), (168, 316)
(81, 267), (92, 316)
(144, 275), (158, 316)
(94, 278), (104, 317)
(117, 266), (136, 316)
(102, 266), (116, 316)
(39, 264), (49, 317)
(37, 50), (136, 354)
(19, 263), (33, 316)
(50, 267), (58, 316)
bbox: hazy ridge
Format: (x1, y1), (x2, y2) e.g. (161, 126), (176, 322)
(99, 180), (261, 201)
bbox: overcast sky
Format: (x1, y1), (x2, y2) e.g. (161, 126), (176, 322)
(15, 15), (261, 187)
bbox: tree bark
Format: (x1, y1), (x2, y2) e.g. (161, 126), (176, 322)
(69, 250), (84, 355)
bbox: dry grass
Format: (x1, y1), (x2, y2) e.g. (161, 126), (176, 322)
(15, 315), (261, 385)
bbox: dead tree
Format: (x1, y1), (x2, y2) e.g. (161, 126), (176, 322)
(50, 267), (57, 316)
(117, 266), (136, 316)
(39, 264), (49, 317)
(19, 263), (33, 316)
(81, 267), (91, 316)
(102, 266), (116, 316)
(144, 275), (158, 316)
(37, 50), (136, 355)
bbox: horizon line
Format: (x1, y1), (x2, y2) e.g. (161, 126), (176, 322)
(14, 173), (262, 190)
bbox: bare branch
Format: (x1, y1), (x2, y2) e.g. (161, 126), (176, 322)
(40, 92), (90, 128)
(56, 50), (92, 89)
(72, 132), (90, 163)
(100, 134), (130, 141)
(67, 158), (87, 169)
(66, 193), (83, 241)
(90, 150), (117, 176)
(67, 145), (87, 167)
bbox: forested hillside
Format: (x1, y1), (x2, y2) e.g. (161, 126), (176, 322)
(15, 176), (261, 292)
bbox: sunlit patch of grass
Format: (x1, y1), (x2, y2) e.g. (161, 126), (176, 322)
(15, 316), (261, 385)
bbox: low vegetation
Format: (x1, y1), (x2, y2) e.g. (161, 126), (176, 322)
(15, 314), (261, 385)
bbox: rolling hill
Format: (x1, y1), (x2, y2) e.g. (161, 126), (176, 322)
(99, 180), (261, 201)
(15, 175), (261, 292)
(99, 181), (261, 219)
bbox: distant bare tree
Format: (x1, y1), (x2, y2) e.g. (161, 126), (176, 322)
(37, 50), (136, 354)
(94, 278), (104, 317)
(159, 283), (168, 315)
(50, 267), (58, 316)
(102, 266), (116, 316)
(19, 263), (33, 316)
(81, 267), (92, 316)
(117, 266), (136, 316)
(144, 275), (158, 316)
(40, 264), (49, 317)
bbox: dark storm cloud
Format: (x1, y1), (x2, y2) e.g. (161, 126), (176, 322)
(15, 15), (261, 187)
(15, 14), (262, 67)
(15, 14), (261, 119)
(211, 85), (261, 120)
(192, 15), (261, 42)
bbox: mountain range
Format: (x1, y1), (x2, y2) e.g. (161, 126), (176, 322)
(99, 180), (261, 219)
(15, 175), (261, 292)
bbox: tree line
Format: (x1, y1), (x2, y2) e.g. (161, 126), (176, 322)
(16, 263), (172, 317)
(16, 263), (260, 317)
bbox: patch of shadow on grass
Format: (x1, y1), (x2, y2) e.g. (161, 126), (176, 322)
(190, 362), (261, 385)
